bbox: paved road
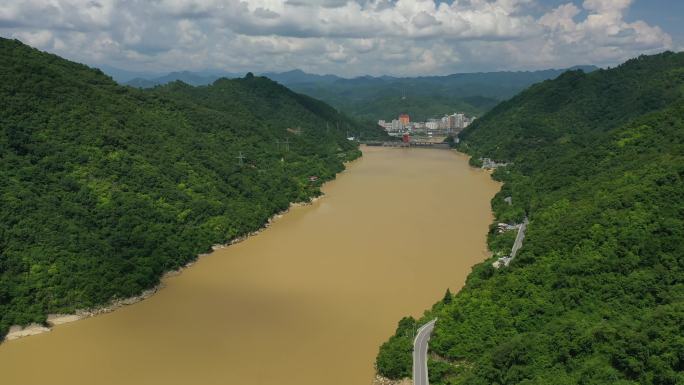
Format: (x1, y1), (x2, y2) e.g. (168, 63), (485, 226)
(413, 319), (437, 385)
(510, 217), (529, 259)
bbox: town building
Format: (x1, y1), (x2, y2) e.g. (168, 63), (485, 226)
(378, 112), (475, 136)
(425, 120), (439, 130)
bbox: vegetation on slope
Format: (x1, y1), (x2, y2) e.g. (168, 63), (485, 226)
(123, 67), (596, 125)
(0, 38), (366, 339)
(275, 68), (596, 123)
(377, 52), (684, 384)
(287, 83), (499, 123)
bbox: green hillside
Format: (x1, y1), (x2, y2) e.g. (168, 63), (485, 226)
(377, 52), (684, 384)
(121, 67), (597, 124)
(284, 82), (499, 123)
(278, 67), (595, 123)
(0, 38), (365, 339)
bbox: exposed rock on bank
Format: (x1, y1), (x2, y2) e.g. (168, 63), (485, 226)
(5, 286), (160, 340)
(372, 374), (411, 385)
(5, 324), (51, 340)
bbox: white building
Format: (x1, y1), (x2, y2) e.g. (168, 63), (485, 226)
(454, 113), (465, 129)
(425, 120), (439, 130)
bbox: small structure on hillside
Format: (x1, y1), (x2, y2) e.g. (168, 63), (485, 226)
(492, 256), (512, 268)
(480, 157), (510, 170)
(493, 217), (529, 269)
(496, 222), (519, 234)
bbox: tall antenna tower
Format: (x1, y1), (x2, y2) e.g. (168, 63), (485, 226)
(236, 151), (245, 166)
(275, 139), (290, 152)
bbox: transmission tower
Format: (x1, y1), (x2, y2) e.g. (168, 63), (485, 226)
(236, 151), (245, 166)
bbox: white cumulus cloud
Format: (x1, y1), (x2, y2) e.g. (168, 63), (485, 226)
(0, 0), (675, 76)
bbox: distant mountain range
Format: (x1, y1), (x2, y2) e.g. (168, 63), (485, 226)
(108, 66), (598, 123)
(116, 67), (597, 90)
(120, 69), (347, 88)
(125, 71), (234, 88)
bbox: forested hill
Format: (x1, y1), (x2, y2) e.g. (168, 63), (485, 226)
(282, 66), (597, 123)
(377, 51), (684, 384)
(122, 66), (597, 123)
(0, 38), (366, 339)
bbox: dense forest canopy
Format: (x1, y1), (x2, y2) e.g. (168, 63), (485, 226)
(377, 52), (684, 384)
(0, 38), (375, 339)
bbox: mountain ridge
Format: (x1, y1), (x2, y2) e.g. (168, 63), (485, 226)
(113, 66), (599, 87)
(116, 65), (598, 123)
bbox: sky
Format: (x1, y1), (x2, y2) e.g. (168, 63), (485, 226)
(1, 0), (682, 77)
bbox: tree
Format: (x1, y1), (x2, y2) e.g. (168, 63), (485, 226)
(442, 288), (453, 304)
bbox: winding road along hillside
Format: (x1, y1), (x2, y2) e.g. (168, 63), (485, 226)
(413, 319), (437, 385)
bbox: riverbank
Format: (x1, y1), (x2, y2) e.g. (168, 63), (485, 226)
(0, 146), (500, 385)
(3, 194), (326, 342)
(374, 147), (501, 381)
(5, 285), (159, 341)
(372, 374), (411, 385)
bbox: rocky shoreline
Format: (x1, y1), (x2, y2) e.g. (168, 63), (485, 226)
(5, 285), (163, 341)
(372, 374), (411, 385)
(4, 195), (324, 342)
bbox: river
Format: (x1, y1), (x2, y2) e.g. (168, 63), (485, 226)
(0, 146), (500, 385)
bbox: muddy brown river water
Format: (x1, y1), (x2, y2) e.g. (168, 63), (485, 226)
(0, 146), (500, 385)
